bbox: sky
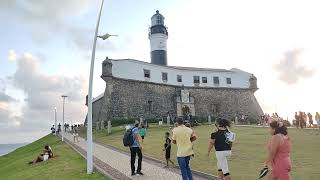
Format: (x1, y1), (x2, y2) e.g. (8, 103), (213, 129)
(0, 0), (319, 144)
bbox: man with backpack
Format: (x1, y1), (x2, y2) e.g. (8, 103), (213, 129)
(123, 123), (144, 176)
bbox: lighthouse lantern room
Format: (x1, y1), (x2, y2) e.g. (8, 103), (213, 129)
(149, 10), (168, 66)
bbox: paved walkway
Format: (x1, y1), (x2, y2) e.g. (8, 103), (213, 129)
(63, 132), (212, 180)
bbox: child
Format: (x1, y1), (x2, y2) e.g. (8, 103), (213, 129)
(139, 125), (146, 144)
(162, 132), (174, 167)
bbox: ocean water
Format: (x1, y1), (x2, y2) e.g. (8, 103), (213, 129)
(0, 143), (27, 156)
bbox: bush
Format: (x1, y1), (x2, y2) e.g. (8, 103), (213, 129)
(101, 117), (163, 127)
(106, 118), (137, 127)
(283, 120), (291, 127)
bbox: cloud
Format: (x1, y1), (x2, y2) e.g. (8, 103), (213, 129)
(274, 49), (315, 84)
(8, 50), (17, 61)
(0, 53), (88, 143)
(0, 104), (10, 126)
(0, 92), (16, 102)
(0, 78), (16, 102)
(0, 0), (116, 52)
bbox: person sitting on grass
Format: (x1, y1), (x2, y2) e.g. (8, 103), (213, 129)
(29, 144), (53, 164)
(139, 125), (146, 144)
(162, 132), (174, 167)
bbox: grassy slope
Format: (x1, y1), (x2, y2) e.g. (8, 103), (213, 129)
(0, 135), (107, 180)
(88, 125), (320, 180)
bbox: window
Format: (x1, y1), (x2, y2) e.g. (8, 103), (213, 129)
(177, 75), (182, 82)
(144, 69), (150, 78)
(212, 104), (220, 114)
(226, 78), (232, 84)
(202, 77), (207, 83)
(193, 76), (200, 83)
(213, 76), (220, 84)
(156, 16), (163, 24)
(148, 101), (153, 111)
(162, 72), (168, 81)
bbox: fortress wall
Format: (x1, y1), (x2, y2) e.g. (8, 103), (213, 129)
(92, 77), (263, 125)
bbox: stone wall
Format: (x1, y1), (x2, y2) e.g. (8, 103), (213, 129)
(91, 76), (263, 125)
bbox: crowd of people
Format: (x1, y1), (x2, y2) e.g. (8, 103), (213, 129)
(293, 112), (320, 129)
(50, 123), (81, 143)
(258, 113), (284, 126)
(124, 116), (291, 180)
(44, 110), (298, 179)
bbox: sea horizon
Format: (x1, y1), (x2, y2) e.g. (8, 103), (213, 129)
(0, 143), (28, 156)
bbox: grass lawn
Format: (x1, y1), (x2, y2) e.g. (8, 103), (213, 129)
(88, 125), (320, 180)
(0, 135), (108, 180)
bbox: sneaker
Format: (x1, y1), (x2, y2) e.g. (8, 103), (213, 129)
(131, 172), (136, 176)
(136, 171), (144, 175)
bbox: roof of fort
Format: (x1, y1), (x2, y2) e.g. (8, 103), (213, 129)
(110, 59), (233, 73)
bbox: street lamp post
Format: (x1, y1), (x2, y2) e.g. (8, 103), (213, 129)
(54, 107), (57, 136)
(87, 0), (105, 174)
(87, 0), (117, 174)
(61, 95), (68, 142)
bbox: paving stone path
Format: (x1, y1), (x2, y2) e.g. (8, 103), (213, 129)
(63, 132), (215, 180)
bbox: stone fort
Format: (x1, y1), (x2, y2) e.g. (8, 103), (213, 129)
(87, 11), (263, 127)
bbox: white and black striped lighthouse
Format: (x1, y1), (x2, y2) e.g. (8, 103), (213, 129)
(149, 10), (168, 66)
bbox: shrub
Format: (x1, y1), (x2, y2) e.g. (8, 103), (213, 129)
(283, 120), (291, 127)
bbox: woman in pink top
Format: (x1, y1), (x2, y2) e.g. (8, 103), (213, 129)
(264, 121), (291, 180)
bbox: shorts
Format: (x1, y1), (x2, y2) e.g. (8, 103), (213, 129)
(43, 154), (49, 161)
(73, 133), (79, 137)
(141, 136), (145, 140)
(215, 150), (232, 175)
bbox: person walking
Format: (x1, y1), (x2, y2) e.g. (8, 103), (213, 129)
(264, 121), (291, 180)
(294, 112), (299, 129)
(73, 125), (79, 143)
(57, 123), (61, 133)
(307, 112), (313, 127)
(299, 112), (304, 129)
(50, 125), (55, 135)
(130, 123), (144, 176)
(208, 118), (233, 180)
(162, 131), (174, 167)
(139, 125), (146, 144)
(172, 118), (197, 180)
(303, 112), (308, 128)
(315, 112), (320, 129)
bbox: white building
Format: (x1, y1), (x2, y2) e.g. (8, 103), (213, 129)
(111, 59), (253, 89)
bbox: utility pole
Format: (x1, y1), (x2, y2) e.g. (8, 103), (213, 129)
(61, 95), (68, 141)
(54, 107), (57, 136)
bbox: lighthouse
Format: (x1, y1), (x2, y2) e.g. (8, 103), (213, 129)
(149, 10), (168, 66)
